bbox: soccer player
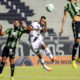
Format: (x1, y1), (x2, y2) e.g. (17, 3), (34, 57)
(26, 16), (56, 71)
(0, 20), (27, 80)
(61, 0), (80, 69)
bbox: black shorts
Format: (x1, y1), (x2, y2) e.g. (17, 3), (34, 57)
(2, 46), (16, 59)
(72, 21), (80, 39)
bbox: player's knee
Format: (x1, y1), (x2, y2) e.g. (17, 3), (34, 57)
(2, 60), (6, 63)
(2, 57), (7, 63)
(10, 59), (15, 64)
(42, 44), (47, 49)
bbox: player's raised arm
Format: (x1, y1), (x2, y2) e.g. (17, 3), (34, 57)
(0, 25), (7, 36)
(61, 12), (68, 33)
(22, 21), (39, 33)
(22, 21), (27, 29)
(44, 22), (47, 32)
(27, 25), (40, 32)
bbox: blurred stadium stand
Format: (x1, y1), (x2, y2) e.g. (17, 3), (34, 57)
(0, 0), (75, 56)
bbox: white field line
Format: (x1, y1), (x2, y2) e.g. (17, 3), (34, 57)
(3, 75), (80, 79)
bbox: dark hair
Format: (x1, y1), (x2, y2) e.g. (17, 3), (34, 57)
(67, 0), (71, 1)
(14, 19), (19, 21)
(41, 16), (46, 19)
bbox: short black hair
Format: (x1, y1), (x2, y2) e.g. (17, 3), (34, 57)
(14, 19), (19, 21)
(67, 0), (71, 1)
(41, 16), (46, 19)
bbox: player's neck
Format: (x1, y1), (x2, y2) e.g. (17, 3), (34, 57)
(71, 0), (76, 3)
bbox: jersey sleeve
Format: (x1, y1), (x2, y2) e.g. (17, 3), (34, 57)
(64, 2), (70, 12)
(5, 28), (11, 34)
(20, 27), (26, 33)
(31, 22), (39, 29)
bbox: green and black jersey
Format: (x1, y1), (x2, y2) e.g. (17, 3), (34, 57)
(64, 1), (80, 19)
(5, 26), (26, 48)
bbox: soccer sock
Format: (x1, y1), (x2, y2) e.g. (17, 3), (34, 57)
(39, 58), (52, 71)
(10, 64), (15, 77)
(39, 58), (45, 65)
(72, 42), (79, 61)
(0, 62), (5, 74)
(45, 48), (53, 60)
(78, 45), (80, 58)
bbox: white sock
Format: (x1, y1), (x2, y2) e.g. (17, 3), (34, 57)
(45, 48), (53, 60)
(39, 59), (45, 65)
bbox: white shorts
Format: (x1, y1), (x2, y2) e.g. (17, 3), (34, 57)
(30, 35), (44, 55)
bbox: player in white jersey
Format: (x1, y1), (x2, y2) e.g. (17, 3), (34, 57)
(23, 16), (56, 71)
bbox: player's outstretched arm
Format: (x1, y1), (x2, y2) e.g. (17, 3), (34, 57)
(22, 21), (27, 29)
(0, 25), (7, 36)
(61, 12), (68, 33)
(27, 26), (39, 31)
(22, 21), (38, 33)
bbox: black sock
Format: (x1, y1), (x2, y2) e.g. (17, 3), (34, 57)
(10, 64), (15, 77)
(79, 46), (80, 58)
(72, 42), (79, 61)
(0, 62), (5, 74)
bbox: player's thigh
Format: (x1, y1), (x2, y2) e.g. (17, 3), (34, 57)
(30, 41), (41, 55)
(31, 39), (40, 50)
(39, 40), (46, 49)
(2, 47), (9, 62)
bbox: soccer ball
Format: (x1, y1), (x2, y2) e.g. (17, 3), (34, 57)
(46, 3), (55, 12)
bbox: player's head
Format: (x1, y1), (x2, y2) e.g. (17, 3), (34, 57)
(40, 16), (46, 26)
(67, 0), (71, 1)
(14, 19), (20, 28)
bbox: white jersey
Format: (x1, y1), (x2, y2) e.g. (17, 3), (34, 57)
(29, 22), (45, 42)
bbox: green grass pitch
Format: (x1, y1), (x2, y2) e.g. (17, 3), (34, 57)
(1, 65), (80, 80)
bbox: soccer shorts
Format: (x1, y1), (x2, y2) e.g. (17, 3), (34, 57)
(30, 35), (44, 55)
(2, 46), (16, 59)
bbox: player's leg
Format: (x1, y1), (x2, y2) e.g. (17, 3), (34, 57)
(0, 47), (9, 78)
(72, 21), (80, 69)
(10, 58), (15, 80)
(0, 57), (7, 78)
(38, 54), (53, 71)
(72, 40), (79, 61)
(77, 45), (80, 62)
(41, 43), (56, 63)
(9, 48), (15, 80)
(72, 40), (79, 69)
(76, 21), (80, 63)
(30, 40), (53, 71)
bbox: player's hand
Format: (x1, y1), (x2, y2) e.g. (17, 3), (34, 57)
(22, 21), (27, 28)
(44, 21), (47, 27)
(0, 25), (2, 30)
(45, 21), (47, 25)
(42, 21), (47, 27)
